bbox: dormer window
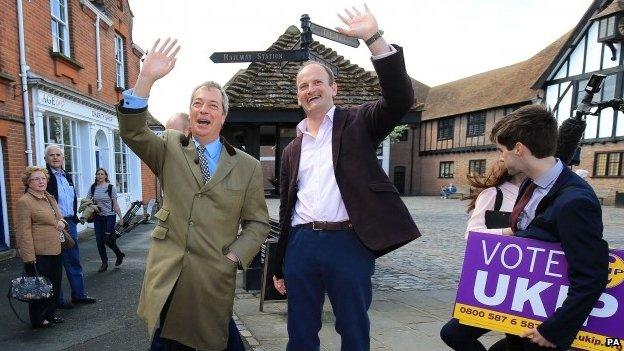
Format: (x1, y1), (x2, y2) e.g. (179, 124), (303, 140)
(598, 15), (617, 41)
(591, 1), (624, 43)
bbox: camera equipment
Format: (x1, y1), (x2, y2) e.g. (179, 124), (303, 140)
(555, 74), (624, 165)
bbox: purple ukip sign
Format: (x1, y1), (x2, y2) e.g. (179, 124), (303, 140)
(453, 232), (624, 351)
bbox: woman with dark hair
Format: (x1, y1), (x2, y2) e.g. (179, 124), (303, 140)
(15, 166), (66, 328)
(440, 162), (526, 351)
(87, 168), (125, 272)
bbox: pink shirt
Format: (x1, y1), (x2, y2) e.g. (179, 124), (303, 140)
(291, 106), (350, 226)
(465, 181), (519, 238)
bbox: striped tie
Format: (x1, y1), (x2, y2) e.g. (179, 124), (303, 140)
(196, 144), (211, 183)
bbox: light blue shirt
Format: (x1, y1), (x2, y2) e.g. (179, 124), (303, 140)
(121, 89), (148, 109)
(194, 138), (222, 175)
(51, 168), (75, 217)
(517, 159), (564, 230)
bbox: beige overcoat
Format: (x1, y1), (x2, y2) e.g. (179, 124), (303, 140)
(118, 108), (269, 350)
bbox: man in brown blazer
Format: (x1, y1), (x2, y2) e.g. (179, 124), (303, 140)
(272, 5), (420, 350)
(117, 39), (269, 350)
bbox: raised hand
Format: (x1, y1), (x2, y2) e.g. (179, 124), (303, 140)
(335, 4), (379, 40)
(140, 38), (180, 83)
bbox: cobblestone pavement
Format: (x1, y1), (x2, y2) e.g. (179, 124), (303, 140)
(268, 196), (623, 294)
(240, 197), (624, 350)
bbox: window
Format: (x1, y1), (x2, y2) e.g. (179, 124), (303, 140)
(114, 34), (125, 88)
(50, 0), (70, 56)
(598, 16), (616, 41)
(594, 152), (623, 177)
(114, 131), (130, 193)
(503, 106), (516, 116)
(437, 119), (454, 140)
(439, 161), (454, 178)
(43, 115), (80, 190)
(577, 74), (617, 139)
(398, 128), (408, 141)
(468, 159), (486, 177)
(467, 112), (486, 137)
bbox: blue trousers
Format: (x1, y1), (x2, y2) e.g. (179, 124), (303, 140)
(284, 227), (375, 351)
(93, 214), (123, 263)
(58, 218), (88, 303)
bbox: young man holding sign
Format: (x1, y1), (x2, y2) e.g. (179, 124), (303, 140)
(491, 105), (609, 350)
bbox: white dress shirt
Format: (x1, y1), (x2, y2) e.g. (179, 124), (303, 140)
(291, 106), (350, 226)
(465, 181), (519, 238)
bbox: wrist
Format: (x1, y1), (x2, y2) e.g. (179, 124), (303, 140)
(364, 30), (384, 46)
(133, 74), (156, 98)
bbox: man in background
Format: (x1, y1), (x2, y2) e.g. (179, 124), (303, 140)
(45, 145), (97, 309)
(165, 112), (190, 136)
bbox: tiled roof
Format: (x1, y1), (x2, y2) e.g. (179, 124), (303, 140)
(225, 26), (423, 110)
(590, 0), (624, 20)
(420, 31), (571, 121)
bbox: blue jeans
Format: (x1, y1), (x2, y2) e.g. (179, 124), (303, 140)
(93, 214), (123, 263)
(58, 218), (88, 303)
(284, 226), (375, 351)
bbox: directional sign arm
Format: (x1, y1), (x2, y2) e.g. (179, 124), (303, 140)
(309, 22), (360, 48)
(210, 49), (310, 63)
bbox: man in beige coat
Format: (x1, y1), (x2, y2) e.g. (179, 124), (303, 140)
(117, 38), (269, 350)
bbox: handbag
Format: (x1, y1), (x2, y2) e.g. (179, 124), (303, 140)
(484, 187), (511, 229)
(61, 229), (75, 250)
(7, 265), (53, 324)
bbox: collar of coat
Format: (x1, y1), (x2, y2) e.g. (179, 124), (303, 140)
(27, 188), (50, 200)
(179, 134), (237, 156)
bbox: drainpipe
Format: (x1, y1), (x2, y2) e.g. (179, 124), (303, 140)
(95, 16), (102, 91)
(16, 0), (33, 166)
(80, 0), (111, 90)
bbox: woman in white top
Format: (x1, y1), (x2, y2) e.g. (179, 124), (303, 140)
(441, 163), (526, 351)
(464, 165), (525, 238)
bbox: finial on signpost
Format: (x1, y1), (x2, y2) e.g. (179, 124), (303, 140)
(300, 14), (313, 50)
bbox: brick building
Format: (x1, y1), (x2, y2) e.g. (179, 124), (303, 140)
(390, 0), (624, 206)
(0, 0), (161, 252)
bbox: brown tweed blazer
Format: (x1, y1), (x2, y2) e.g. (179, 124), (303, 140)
(15, 189), (63, 262)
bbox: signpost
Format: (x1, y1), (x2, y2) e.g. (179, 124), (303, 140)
(210, 49), (310, 64)
(210, 14), (362, 74)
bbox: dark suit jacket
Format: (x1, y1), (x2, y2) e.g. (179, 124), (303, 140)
(46, 164), (78, 223)
(275, 46), (420, 278)
(515, 166), (609, 349)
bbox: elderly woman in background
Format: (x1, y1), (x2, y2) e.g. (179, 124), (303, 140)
(15, 166), (66, 328)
